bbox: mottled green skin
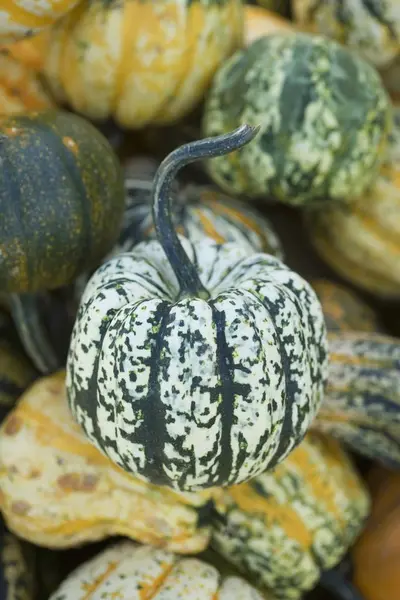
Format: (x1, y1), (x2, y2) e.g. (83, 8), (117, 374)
(0, 111), (125, 293)
(203, 33), (392, 206)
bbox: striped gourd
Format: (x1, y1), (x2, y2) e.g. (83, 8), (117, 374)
(0, 372), (217, 551)
(307, 106), (400, 298)
(311, 279), (382, 333)
(292, 0), (400, 68)
(211, 432), (370, 600)
(66, 126), (328, 492)
(0, 31), (50, 72)
(49, 540), (270, 600)
(203, 33), (391, 206)
(314, 332), (400, 469)
(0, 521), (35, 600)
(43, 0), (243, 128)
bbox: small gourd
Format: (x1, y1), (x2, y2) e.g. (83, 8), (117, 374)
(353, 467), (400, 600)
(0, 311), (37, 423)
(0, 521), (36, 600)
(211, 432), (370, 600)
(66, 125), (328, 492)
(307, 106), (400, 298)
(0, 0), (81, 42)
(49, 540), (270, 600)
(203, 33), (391, 206)
(0, 110), (125, 372)
(43, 0), (243, 128)
(0, 30), (50, 71)
(0, 53), (54, 116)
(314, 332), (400, 469)
(311, 279), (382, 333)
(292, 0), (400, 68)
(245, 5), (294, 47)
(0, 372), (217, 552)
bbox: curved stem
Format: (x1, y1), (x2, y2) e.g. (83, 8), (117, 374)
(10, 293), (63, 374)
(320, 567), (366, 600)
(152, 124), (260, 299)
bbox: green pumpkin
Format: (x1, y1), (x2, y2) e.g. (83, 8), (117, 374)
(203, 33), (391, 206)
(293, 0), (400, 68)
(0, 110), (125, 372)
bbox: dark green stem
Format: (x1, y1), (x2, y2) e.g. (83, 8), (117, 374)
(10, 293), (62, 374)
(152, 124), (260, 299)
(320, 567), (366, 600)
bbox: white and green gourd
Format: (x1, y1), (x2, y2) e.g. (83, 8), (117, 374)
(66, 125), (328, 492)
(292, 0), (400, 69)
(203, 33), (391, 206)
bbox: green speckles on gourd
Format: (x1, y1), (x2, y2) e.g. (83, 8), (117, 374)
(203, 33), (392, 206)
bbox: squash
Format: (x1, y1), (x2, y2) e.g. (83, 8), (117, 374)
(49, 540), (270, 600)
(353, 467), (400, 600)
(0, 30), (50, 72)
(0, 521), (36, 600)
(0, 311), (37, 423)
(314, 332), (400, 469)
(0, 372), (218, 551)
(307, 105), (400, 298)
(0, 53), (54, 116)
(0, 0), (81, 42)
(203, 33), (391, 206)
(66, 125), (328, 492)
(43, 0), (243, 128)
(0, 110), (125, 373)
(311, 279), (382, 333)
(211, 432), (370, 600)
(245, 6), (294, 46)
(292, 0), (400, 68)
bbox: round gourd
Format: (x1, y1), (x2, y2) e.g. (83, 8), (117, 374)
(49, 540), (270, 600)
(0, 0), (81, 42)
(307, 106), (400, 298)
(0, 371), (219, 551)
(0, 30), (50, 71)
(314, 332), (400, 469)
(211, 432), (370, 599)
(0, 53), (54, 116)
(292, 0), (400, 68)
(203, 33), (391, 206)
(311, 279), (382, 333)
(0, 521), (36, 600)
(43, 0), (243, 128)
(245, 5), (294, 46)
(0, 110), (124, 372)
(66, 125), (328, 492)
(353, 467), (400, 600)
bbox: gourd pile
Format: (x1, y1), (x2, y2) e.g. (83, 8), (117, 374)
(0, 1), (399, 599)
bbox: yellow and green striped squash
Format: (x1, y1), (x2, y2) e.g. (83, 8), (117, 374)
(211, 432), (370, 599)
(0, 372), (219, 551)
(43, 0), (243, 128)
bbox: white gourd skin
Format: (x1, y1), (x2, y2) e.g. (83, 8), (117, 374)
(66, 126), (328, 492)
(0, 0), (81, 40)
(48, 541), (268, 600)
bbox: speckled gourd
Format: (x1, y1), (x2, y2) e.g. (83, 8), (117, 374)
(66, 126), (328, 492)
(307, 105), (400, 298)
(0, 372), (218, 551)
(49, 540), (271, 600)
(292, 0), (400, 68)
(0, 521), (36, 600)
(203, 33), (391, 206)
(211, 432), (370, 599)
(43, 0), (243, 128)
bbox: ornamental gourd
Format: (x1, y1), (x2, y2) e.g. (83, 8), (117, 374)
(0, 0), (81, 42)
(353, 467), (400, 600)
(43, 0), (243, 128)
(311, 279), (382, 333)
(314, 332), (400, 469)
(0, 53), (54, 116)
(203, 33), (391, 206)
(245, 6), (294, 47)
(0, 110), (125, 373)
(66, 126), (328, 492)
(292, 0), (400, 68)
(0, 521), (36, 600)
(0, 31), (50, 71)
(49, 540), (270, 600)
(0, 372), (218, 551)
(307, 106), (400, 298)
(211, 432), (370, 600)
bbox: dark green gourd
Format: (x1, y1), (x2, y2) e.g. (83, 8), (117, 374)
(0, 110), (125, 372)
